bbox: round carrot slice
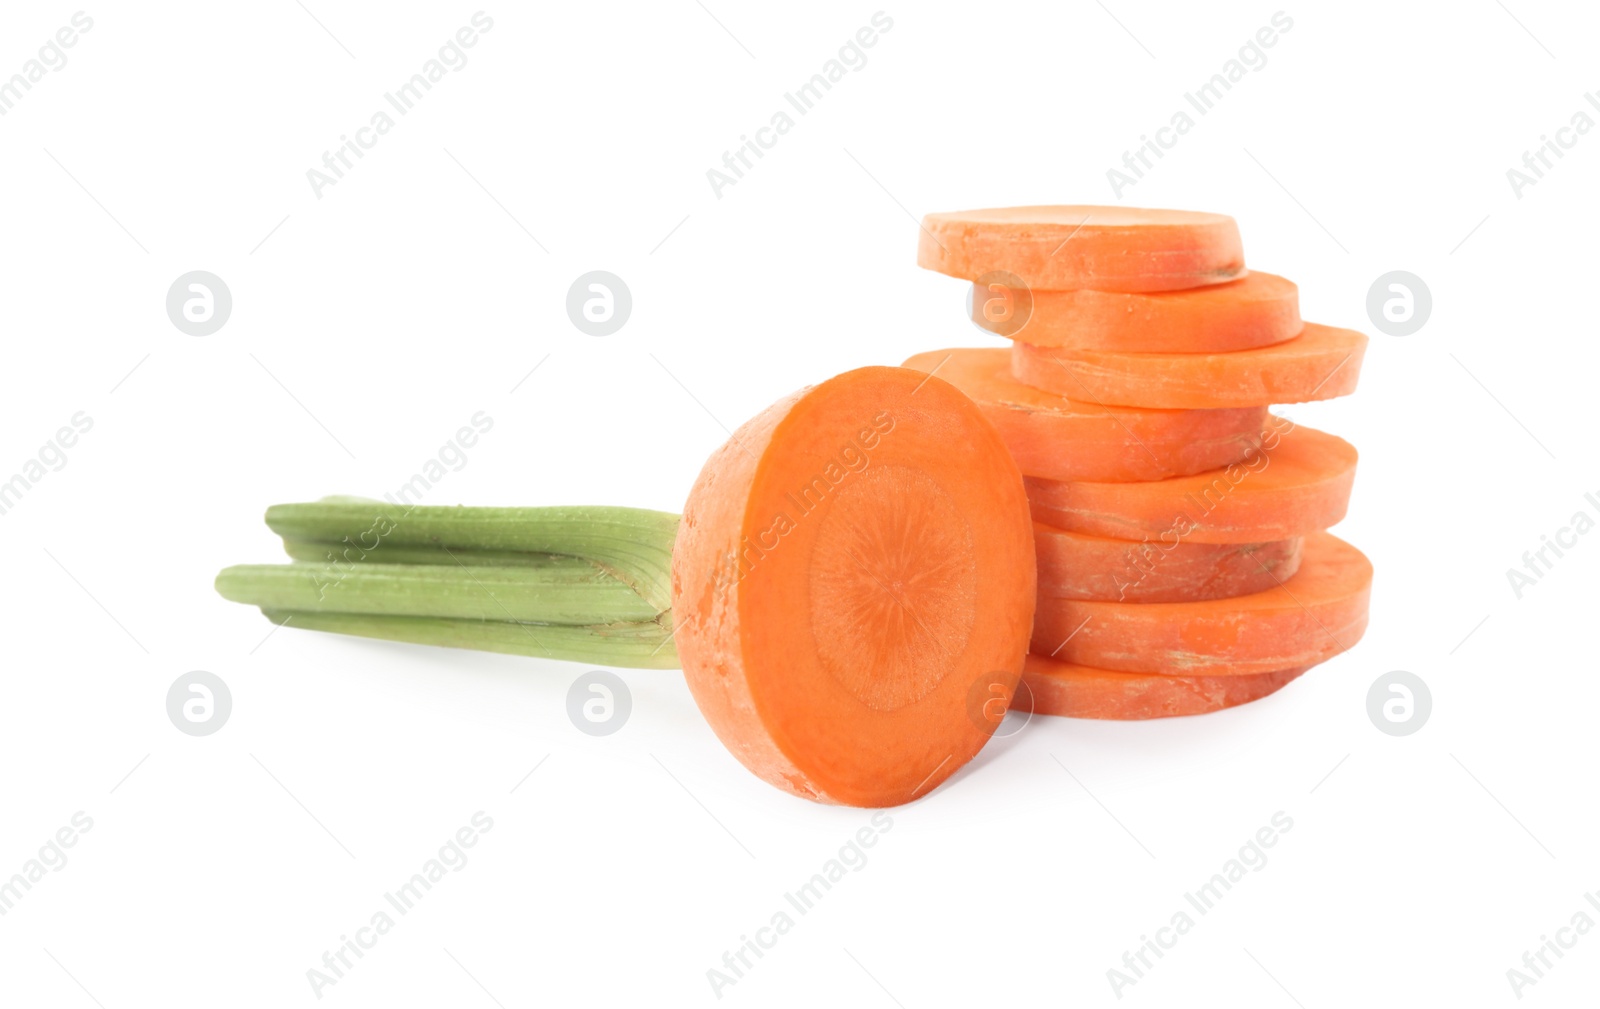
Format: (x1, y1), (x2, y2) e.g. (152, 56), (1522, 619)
(918, 205), (1245, 293)
(1010, 323), (1368, 409)
(1035, 522), (1303, 603)
(1031, 532), (1371, 676)
(972, 271), (1302, 353)
(1018, 654), (1310, 720)
(1026, 419), (1356, 544)
(671, 366), (1036, 807)
(901, 348), (1267, 483)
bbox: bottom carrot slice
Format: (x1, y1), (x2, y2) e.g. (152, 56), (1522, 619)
(1035, 522), (1302, 603)
(1017, 654), (1309, 720)
(1031, 532), (1371, 675)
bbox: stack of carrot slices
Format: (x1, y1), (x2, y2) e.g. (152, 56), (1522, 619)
(909, 205), (1371, 721)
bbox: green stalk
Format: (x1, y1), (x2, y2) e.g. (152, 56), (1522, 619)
(280, 538), (569, 569)
(216, 561), (659, 624)
(260, 610), (679, 669)
(264, 500), (678, 612)
(216, 499), (684, 670)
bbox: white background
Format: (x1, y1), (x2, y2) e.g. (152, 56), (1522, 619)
(1, 1), (1596, 1006)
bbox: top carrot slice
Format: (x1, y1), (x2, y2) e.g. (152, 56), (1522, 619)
(972, 271), (1302, 353)
(918, 205), (1245, 293)
(671, 366), (1036, 807)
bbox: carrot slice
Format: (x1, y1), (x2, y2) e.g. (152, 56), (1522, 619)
(973, 271), (1301, 353)
(1011, 323), (1367, 409)
(918, 205), (1244, 293)
(1026, 419), (1356, 544)
(1035, 522), (1303, 603)
(1018, 654), (1310, 720)
(1031, 532), (1371, 676)
(901, 348), (1267, 483)
(671, 365), (1036, 807)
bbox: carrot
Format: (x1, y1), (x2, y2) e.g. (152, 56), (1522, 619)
(918, 205), (1244, 292)
(1010, 322), (1367, 409)
(1026, 418), (1357, 543)
(215, 369), (1034, 808)
(672, 366), (1036, 806)
(973, 271), (1302, 353)
(1035, 522), (1303, 603)
(1032, 532), (1372, 676)
(901, 348), (1268, 483)
(1018, 654), (1310, 720)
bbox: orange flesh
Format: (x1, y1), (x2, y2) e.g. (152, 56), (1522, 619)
(1019, 654), (1310, 720)
(671, 366), (1036, 807)
(1034, 522), (1303, 603)
(1010, 323), (1367, 409)
(1025, 419), (1357, 544)
(918, 205), (1245, 293)
(1031, 532), (1371, 676)
(901, 348), (1267, 483)
(973, 271), (1302, 353)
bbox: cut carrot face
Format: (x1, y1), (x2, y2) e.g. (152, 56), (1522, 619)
(671, 366), (1036, 807)
(901, 348), (1267, 483)
(1011, 323), (1367, 409)
(1026, 419), (1356, 544)
(1035, 522), (1303, 603)
(1031, 532), (1371, 676)
(919, 206), (1244, 292)
(973, 271), (1302, 353)
(1018, 654), (1309, 720)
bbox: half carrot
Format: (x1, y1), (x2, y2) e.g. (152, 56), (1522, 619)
(919, 205), (1245, 292)
(1034, 522), (1303, 603)
(1018, 654), (1310, 720)
(1026, 419), (1356, 544)
(972, 271), (1301, 353)
(1011, 323), (1367, 409)
(1031, 532), (1372, 676)
(672, 366), (1036, 807)
(901, 348), (1267, 483)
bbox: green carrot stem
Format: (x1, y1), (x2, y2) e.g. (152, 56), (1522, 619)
(260, 610), (679, 669)
(215, 561), (659, 625)
(280, 538), (570, 569)
(264, 501), (680, 613)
